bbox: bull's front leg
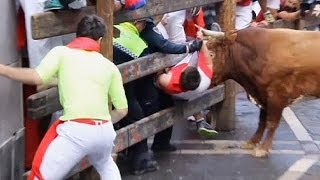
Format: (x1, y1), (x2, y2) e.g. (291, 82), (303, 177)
(252, 106), (283, 157)
(241, 108), (267, 150)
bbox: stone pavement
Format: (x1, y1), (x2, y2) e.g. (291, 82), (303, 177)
(119, 92), (320, 180)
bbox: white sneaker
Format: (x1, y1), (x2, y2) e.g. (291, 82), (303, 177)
(187, 115), (196, 122)
(68, 0), (86, 9)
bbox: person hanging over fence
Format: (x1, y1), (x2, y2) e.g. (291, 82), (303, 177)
(137, 17), (203, 152)
(155, 26), (219, 138)
(158, 11), (219, 138)
(0, 15), (128, 180)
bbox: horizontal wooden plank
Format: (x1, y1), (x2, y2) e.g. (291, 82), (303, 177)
(24, 85), (225, 179)
(299, 15), (320, 29)
(66, 85), (225, 177)
(116, 85), (225, 151)
(31, 0), (224, 39)
(269, 19), (296, 29)
(269, 14), (320, 30)
(27, 53), (187, 119)
(118, 53), (186, 83)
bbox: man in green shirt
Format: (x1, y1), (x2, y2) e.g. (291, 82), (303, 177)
(0, 15), (127, 180)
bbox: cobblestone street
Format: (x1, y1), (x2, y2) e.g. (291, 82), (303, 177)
(120, 92), (320, 180)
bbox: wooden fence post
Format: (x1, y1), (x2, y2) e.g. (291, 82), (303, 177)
(79, 0), (114, 179)
(211, 0), (237, 131)
(97, 0), (114, 59)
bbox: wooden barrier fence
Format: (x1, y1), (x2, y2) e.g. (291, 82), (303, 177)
(26, 0), (234, 178)
(25, 0), (320, 178)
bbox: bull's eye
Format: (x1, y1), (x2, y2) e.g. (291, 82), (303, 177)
(209, 52), (215, 58)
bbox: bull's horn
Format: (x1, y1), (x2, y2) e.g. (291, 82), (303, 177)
(195, 24), (225, 38)
(201, 29), (225, 38)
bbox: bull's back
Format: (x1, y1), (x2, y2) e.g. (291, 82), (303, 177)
(264, 29), (320, 97)
(267, 29), (320, 64)
(237, 28), (320, 97)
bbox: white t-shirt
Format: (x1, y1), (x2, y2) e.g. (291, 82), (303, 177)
(267, 0), (280, 10)
(236, 2), (253, 30)
(172, 52), (212, 100)
(164, 10), (187, 44)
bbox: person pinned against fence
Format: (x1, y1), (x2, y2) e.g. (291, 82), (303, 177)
(137, 16), (205, 149)
(155, 25), (219, 138)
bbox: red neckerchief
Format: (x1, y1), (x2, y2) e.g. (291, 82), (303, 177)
(237, 0), (251, 6)
(67, 37), (100, 52)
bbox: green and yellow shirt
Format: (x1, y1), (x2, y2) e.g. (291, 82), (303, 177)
(36, 38), (127, 121)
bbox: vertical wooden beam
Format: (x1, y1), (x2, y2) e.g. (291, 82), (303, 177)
(212, 0), (237, 131)
(78, 1), (114, 179)
(97, 0), (114, 59)
(218, 0), (236, 31)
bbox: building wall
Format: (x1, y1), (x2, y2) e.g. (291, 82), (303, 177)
(0, 0), (24, 179)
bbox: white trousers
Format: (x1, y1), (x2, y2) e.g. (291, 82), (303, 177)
(29, 120), (121, 180)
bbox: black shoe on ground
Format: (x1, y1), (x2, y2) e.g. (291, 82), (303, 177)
(151, 143), (177, 153)
(197, 119), (218, 138)
(131, 159), (159, 175)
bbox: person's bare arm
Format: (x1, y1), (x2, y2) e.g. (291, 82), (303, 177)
(108, 66), (128, 124)
(36, 77), (58, 91)
(277, 10), (301, 21)
(110, 108), (128, 123)
(258, 0), (267, 12)
(0, 64), (42, 85)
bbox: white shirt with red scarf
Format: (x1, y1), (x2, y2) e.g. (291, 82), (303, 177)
(165, 51), (213, 100)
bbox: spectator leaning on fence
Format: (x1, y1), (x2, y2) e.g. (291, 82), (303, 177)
(0, 15), (128, 180)
(277, 0), (301, 21)
(138, 17), (203, 152)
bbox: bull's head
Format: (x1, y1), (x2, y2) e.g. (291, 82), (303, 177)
(201, 29), (237, 85)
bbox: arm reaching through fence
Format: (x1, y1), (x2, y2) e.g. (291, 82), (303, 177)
(312, 4), (320, 16)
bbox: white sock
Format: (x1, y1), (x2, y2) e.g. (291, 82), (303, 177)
(187, 116), (196, 121)
(196, 118), (205, 123)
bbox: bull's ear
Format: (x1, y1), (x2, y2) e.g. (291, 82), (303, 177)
(224, 30), (237, 44)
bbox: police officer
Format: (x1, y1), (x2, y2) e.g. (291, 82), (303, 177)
(140, 18), (203, 54)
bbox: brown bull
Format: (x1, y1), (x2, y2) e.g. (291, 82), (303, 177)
(205, 27), (320, 157)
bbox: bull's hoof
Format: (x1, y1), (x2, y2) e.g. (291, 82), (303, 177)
(252, 147), (269, 157)
(240, 141), (256, 150)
